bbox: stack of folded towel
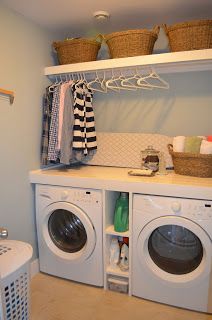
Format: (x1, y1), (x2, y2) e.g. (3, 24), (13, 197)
(173, 136), (212, 154)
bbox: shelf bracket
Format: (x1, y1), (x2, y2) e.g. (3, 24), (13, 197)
(0, 87), (14, 104)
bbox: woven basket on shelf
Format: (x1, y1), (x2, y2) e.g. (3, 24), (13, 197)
(53, 36), (102, 65)
(168, 144), (212, 178)
(104, 26), (160, 59)
(163, 19), (212, 52)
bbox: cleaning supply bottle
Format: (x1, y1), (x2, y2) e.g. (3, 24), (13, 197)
(119, 243), (129, 272)
(114, 192), (129, 232)
(109, 238), (120, 269)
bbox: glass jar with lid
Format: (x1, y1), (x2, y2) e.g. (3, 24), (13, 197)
(141, 145), (160, 172)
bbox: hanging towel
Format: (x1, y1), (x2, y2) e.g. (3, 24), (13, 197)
(57, 82), (71, 151)
(71, 82), (97, 159)
(200, 140), (212, 154)
(184, 136), (202, 153)
(41, 87), (53, 165)
(198, 135), (206, 140)
(173, 136), (185, 152)
(60, 83), (75, 164)
(47, 85), (61, 162)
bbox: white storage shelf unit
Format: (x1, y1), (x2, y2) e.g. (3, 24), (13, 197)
(103, 191), (132, 294)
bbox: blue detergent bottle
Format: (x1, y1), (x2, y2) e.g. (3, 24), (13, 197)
(114, 192), (129, 232)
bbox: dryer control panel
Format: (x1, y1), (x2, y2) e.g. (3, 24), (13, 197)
(187, 202), (212, 220)
(133, 194), (212, 221)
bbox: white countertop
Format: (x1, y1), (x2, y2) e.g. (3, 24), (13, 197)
(29, 165), (212, 200)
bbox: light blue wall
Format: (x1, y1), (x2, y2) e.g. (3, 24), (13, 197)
(93, 70), (212, 136)
(0, 4), (55, 258)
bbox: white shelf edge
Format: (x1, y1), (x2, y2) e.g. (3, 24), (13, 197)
(105, 225), (129, 237)
(45, 49), (212, 76)
(106, 266), (129, 278)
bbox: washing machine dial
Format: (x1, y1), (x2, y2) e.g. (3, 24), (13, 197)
(61, 190), (69, 200)
(171, 201), (181, 214)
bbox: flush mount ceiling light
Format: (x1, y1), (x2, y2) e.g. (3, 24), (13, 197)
(93, 11), (110, 20)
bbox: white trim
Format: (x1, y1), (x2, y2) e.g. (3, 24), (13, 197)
(30, 258), (39, 278)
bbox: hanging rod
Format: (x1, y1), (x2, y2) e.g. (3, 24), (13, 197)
(0, 88), (14, 104)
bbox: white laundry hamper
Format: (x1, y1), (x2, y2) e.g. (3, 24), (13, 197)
(0, 240), (33, 320)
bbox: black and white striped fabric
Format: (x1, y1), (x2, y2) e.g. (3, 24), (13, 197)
(71, 82), (97, 156)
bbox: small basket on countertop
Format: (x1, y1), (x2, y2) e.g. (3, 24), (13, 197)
(163, 19), (212, 52)
(104, 26), (160, 59)
(53, 35), (102, 65)
(168, 144), (212, 178)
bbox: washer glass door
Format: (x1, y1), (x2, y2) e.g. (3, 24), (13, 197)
(48, 209), (87, 253)
(148, 225), (203, 274)
(43, 202), (96, 261)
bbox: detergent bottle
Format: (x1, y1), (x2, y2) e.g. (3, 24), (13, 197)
(114, 192), (129, 232)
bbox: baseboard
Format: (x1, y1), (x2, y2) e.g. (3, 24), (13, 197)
(30, 258), (39, 278)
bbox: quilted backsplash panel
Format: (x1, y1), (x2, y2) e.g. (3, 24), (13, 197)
(84, 132), (173, 169)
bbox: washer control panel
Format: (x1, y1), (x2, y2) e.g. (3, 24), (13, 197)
(70, 190), (101, 205)
(38, 185), (102, 207)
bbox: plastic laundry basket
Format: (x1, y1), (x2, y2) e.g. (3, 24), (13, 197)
(0, 240), (33, 320)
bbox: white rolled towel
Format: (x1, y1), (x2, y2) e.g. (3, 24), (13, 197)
(198, 135), (207, 140)
(173, 136), (185, 152)
(200, 140), (212, 154)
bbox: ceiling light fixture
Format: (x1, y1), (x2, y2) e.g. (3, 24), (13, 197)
(93, 11), (110, 20)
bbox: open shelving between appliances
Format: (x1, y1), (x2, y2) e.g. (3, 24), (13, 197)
(104, 191), (131, 294)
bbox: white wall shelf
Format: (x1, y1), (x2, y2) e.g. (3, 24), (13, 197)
(106, 266), (129, 278)
(105, 225), (129, 237)
(45, 49), (212, 78)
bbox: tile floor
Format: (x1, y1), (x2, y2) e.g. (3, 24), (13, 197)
(30, 273), (212, 320)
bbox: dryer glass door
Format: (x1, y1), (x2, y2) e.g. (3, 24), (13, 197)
(137, 216), (211, 284)
(48, 209), (87, 253)
(148, 225), (203, 275)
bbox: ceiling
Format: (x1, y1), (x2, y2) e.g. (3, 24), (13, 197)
(2, 0), (212, 36)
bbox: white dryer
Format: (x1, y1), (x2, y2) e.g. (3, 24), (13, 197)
(35, 185), (103, 286)
(132, 194), (212, 313)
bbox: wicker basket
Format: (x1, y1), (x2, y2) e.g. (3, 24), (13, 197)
(168, 144), (212, 178)
(53, 36), (102, 65)
(104, 26), (160, 59)
(163, 19), (212, 52)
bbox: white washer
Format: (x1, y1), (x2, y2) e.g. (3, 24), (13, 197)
(35, 184), (103, 286)
(132, 194), (212, 313)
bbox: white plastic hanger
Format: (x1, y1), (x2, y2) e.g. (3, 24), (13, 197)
(87, 71), (107, 93)
(106, 69), (137, 92)
(121, 68), (152, 90)
(137, 68), (169, 89)
(100, 71), (107, 92)
(76, 73), (85, 86)
(48, 76), (60, 92)
(105, 69), (120, 92)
